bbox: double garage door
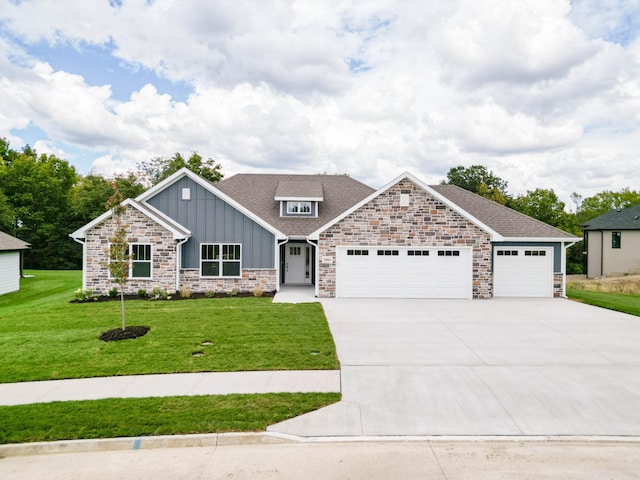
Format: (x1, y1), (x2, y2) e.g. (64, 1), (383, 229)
(336, 247), (472, 299)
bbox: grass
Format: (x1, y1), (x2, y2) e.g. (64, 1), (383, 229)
(0, 392), (341, 444)
(0, 270), (339, 383)
(567, 289), (640, 317)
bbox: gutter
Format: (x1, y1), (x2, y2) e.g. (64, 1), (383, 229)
(175, 237), (189, 292)
(562, 241), (577, 298)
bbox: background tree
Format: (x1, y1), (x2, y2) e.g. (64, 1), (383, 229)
(576, 188), (640, 224)
(0, 142), (79, 268)
(105, 183), (130, 331)
(442, 165), (510, 204)
(138, 152), (223, 186)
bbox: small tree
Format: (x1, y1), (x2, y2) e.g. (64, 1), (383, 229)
(105, 183), (131, 330)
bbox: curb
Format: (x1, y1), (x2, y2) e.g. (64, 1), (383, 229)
(3, 433), (640, 458)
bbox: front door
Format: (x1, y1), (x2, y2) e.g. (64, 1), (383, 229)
(285, 244), (310, 284)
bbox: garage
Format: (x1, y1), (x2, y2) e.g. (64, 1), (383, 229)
(336, 246), (472, 299)
(493, 246), (554, 297)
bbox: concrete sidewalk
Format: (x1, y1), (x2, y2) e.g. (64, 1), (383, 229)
(0, 370), (341, 406)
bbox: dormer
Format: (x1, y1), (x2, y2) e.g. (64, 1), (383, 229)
(275, 181), (323, 218)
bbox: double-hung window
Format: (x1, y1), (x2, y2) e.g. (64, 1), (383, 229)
(131, 244), (152, 278)
(201, 244), (241, 277)
(108, 243), (152, 279)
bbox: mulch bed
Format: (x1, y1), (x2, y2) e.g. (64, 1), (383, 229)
(99, 326), (150, 342)
(72, 291), (275, 303)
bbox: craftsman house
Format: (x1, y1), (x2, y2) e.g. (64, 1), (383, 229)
(71, 169), (578, 299)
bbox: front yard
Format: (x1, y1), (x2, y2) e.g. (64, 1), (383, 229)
(0, 271), (338, 383)
(567, 274), (640, 317)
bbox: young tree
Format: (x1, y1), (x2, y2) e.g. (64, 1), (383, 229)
(105, 183), (131, 331)
(138, 152), (223, 185)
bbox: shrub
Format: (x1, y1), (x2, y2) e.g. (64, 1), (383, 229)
(73, 288), (94, 302)
(227, 290), (237, 297)
(137, 289), (147, 298)
(179, 285), (191, 298)
(205, 290), (216, 298)
(253, 286), (263, 298)
(149, 285), (169, 300)
(108, 287), (119, 299)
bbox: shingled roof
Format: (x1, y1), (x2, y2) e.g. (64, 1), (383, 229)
(215, 174), (375, 236)
(581, 203), (640, 231)
(430, 184), (578, 240)
(0, 231), (30, 251)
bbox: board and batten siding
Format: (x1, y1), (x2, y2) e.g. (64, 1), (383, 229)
(0, 251), (20, 295)
(146, 177), (275, 269)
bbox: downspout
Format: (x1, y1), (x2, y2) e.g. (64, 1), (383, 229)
(71, 237), (87, 289)
(175, 237), (189, 292)
(276, 238), (288, 292)
(305, 238), (318, 297)
(562, 241), (577, 298)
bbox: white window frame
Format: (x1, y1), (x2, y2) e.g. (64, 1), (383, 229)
(107, 243), (153, 280)
(200, 243), (242, 278)
(286, 201), (312, 215)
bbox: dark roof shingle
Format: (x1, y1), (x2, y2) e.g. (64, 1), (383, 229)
(581, 204), (640, 231)
(431, 184), (577, 239)
(216, 174), (375, 236)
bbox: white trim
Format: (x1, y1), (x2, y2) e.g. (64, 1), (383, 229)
(130, 243), (153, 280)
(286, 201), (313, 215)
(502, 236), (579, 243)
(275, 195), (323, 202)
(199, 242), (242, 278)
(70, 198), (190, 241)
(136, 168), (287, 240)
(309, 172), (505, 241)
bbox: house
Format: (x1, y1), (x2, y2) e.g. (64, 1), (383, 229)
(0, 231), (31, 295)
(581, 203), (640, 277)
(70, 169), (578, 299)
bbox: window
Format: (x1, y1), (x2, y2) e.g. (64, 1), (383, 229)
(286, 201), (312, 215)
(108, 243), (152, 279)
(377, 250), (399, 256)
(612, 231), (621, 249)
(201, 244), (241, 277)
(347, 249), (369, 256)
(131, 244), (152, 278)
(407, 250), (430, 256)
(438, 250), (460, 256)
(181, 188), (191, 200)
(496, 250), (518, 256)
(525, 250), (546, 256)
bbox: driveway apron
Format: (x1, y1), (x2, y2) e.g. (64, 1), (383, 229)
(268, 298), (640, 436)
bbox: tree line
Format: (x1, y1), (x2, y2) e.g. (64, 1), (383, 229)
(443, 165), (640, 273)
(0, 138), (222, 270)
(1, 138), (637, 273)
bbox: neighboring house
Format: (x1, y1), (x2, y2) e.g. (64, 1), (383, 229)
(0, 231), (31, 295)
(581, 204), (640, 277)
(71, 169), (578, 299)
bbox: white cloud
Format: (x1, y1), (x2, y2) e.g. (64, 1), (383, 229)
(1, 0), (640, 205)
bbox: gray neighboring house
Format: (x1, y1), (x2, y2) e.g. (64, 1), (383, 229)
(71, 169), (578, 299)
(582, 203), (640, 277)
(0, 231), (30, 295)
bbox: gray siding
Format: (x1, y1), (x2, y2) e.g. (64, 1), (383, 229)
(492, 241), (562, 272)
(147, 178), (275, 269)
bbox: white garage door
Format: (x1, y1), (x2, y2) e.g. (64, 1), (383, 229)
(336, 247), (472, 299)
(493, 247), (554, 297)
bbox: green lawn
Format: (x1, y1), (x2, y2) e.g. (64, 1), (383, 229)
(567, 289), (640, 317)
(0, 393), (340, 445)
(0, 271), (339, 383)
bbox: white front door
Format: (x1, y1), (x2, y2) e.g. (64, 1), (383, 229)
(285, 244), (310, 284)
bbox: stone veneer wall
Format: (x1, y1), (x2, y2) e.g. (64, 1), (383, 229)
(84, 206), (178, 295)
(553, 273), (564, 298)
(317, 178), (493, 299)
(179, 268), (277, 294)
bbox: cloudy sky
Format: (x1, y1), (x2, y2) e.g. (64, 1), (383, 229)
(1, 0), (639, 206)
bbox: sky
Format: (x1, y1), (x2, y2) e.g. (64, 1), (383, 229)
(1, 0), (640, 208)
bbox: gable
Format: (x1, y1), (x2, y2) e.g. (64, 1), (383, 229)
(145, 176), (276, 269)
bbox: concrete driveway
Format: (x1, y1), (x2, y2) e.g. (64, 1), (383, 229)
(269, 298), (640, 436)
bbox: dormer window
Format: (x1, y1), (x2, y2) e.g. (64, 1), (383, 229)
(287, 201), (312, 215)
(275, 180), (323, 218)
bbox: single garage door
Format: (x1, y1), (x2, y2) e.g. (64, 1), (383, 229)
(336, 247), (472, 299)
(493, 246), (553, 297)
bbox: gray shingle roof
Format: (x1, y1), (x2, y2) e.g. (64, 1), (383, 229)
(215, 174), (375, 236)
(431, 184), (578, 239)
(274, 181), (324, 200)
(581, 203), (640, 231)
(0, 231), (30, 251)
